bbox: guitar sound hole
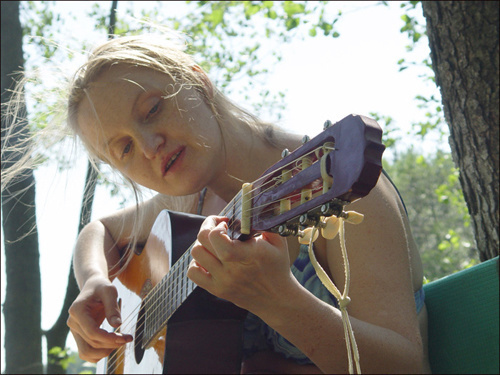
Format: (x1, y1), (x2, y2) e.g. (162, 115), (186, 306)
(134, 302), (146, 364)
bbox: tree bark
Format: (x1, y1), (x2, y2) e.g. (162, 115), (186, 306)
(1, 1), (43, 373)
(422, 1), (499, 261)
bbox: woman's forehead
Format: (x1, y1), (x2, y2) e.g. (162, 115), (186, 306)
(89, 64), (179, 94)
(82, 67), (168, 115)
(88, 65), (160, 93)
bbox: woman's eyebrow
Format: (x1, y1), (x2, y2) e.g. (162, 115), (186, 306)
(106, 135), (119, 148)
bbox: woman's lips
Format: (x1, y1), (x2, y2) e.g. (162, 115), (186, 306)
(162, 146), (185, 176)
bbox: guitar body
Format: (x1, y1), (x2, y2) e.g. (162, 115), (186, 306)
(96, 210), (247, 374)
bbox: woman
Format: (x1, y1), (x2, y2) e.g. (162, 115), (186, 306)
(9, 34), (429, 373)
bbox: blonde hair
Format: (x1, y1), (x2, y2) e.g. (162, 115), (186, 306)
(2, 32), (282, 274)
(68, 33), (280, 163)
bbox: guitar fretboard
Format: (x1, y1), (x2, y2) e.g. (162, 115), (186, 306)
(141, 190), (244, 347)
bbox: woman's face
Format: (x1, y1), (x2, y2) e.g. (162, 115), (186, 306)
(77, 65), (224, 196)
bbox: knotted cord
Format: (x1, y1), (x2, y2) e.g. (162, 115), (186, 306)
(307, 218), (362, 374)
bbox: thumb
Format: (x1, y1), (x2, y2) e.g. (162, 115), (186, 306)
(98, 283), (122, 328)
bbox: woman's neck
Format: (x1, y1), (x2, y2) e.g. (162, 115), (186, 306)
(207, 120), (303, 203)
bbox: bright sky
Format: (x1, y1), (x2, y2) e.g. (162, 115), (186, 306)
(1, 1), (443, 369)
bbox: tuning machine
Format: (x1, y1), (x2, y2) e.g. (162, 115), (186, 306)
(277, 221), (318, 244)
(299, 212), (340, 241)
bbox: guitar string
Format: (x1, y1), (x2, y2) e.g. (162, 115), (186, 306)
(104, 145), (335, 370)
(124, 145), (326, 330)
(104, 146), (333, 371)
(132, 153), (326, 334)
(103, 187), (308, 371)
(103, 184), (311, 372)
(104, 182), (325, 371)
(103, 188), (322, 372)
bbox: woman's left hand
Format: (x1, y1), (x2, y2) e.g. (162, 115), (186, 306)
(188, 215), (297, 314)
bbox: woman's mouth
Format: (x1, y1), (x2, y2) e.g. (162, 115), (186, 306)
(162, 147), (184, 176)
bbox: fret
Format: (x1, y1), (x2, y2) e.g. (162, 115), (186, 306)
(182, 274), (186, 303)
(225, 192), (241, 240)
(174, 265), (180, 311)
(181, 253), (187, 302)
(164, 279), (171, 325)
(160, 280), (165, 322)
(168, 271), (174, 318)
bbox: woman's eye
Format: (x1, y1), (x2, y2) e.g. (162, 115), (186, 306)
(147, 102), (159, 118)
(122, 142), (132, 157)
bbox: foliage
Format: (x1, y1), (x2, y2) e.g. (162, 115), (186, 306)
(372, 1), (447, 151)
(397, 1), (447, 144)
(369, 112), (401, 150)
(383, 148), (478, 282)
(47, 346), (95, 374)
(47, 346), (74, 371)
(143, 1), (340, 120)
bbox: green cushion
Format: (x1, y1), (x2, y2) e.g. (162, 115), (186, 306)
(423, 257), (499, 374)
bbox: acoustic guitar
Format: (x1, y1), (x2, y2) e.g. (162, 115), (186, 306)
(96, 114), (385, 374)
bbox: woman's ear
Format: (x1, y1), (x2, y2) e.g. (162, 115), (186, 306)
(192, 64), (214, 99)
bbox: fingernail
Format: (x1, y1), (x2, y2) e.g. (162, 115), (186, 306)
(110, 316), (121, 326)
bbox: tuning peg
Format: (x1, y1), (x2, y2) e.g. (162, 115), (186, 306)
(323, 120), (332, 130)
(302, 135), (310, 144)
(320, 216), (340, 240)
(298, 227), (319, 245)
(342, 211), (364, 225)
(281, 148), (290, 158)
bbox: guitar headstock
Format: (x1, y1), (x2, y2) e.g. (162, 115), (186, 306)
(227, 114), (385, 240)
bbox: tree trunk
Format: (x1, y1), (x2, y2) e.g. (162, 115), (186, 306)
(422, 1), (499, 261)
(1, 1), (43, 373)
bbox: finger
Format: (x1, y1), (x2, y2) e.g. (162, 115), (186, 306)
(77, 318), (128, 349)
(96, 283), (122, 328)
(208, 221), (244, 262)
(197, 216), (228, 246)
(191, 240), (222, 269)
(68, 304), (130, 349)
(72, 331), (115, 363)
(187, 259), (214, 291)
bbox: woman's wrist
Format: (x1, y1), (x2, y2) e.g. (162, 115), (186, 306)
(250, 274), (309, 329)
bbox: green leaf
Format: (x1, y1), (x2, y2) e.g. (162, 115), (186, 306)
(244, 3), (261, 20)
(285, 17), (300, 31)
(283, 1), (306, 17)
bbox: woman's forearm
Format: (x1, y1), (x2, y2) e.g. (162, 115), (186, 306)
(257, 282), (424, 374)
(73, 220), (121, 290)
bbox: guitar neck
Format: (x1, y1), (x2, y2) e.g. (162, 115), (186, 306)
(139, 114), (385, 348)
(141, 192), (244, 347)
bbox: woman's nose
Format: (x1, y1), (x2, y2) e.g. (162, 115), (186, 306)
(140, 133), (164, 160)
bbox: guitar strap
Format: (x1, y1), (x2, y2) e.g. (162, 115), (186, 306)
(382, 169), (408, 216)
(162, 210), (247, 374)
(196, 187), (208, 215)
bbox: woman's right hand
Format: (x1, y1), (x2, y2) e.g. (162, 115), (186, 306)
(67, 275), (133, 363)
